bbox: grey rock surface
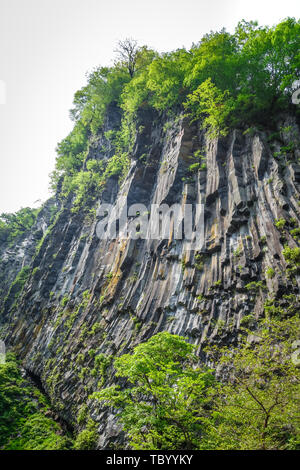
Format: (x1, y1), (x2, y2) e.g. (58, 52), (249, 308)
(0, 110), (299, 448)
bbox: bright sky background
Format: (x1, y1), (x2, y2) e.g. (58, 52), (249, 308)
(0, 0), (299, 213)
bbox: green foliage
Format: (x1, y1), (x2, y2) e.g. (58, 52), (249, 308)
(64, 169), (103, 214)
(233, 246), (242, 257)
(60, 295), (70, 307)
(91, 353), (112, 384)
(0, 207), (38, 245)
(263, 295), (299, 319)
(282, 245), (300, 267)
(103, 152), (130, 182)
(205, 316), (300, 450)
(91, 312), (299, 451)
(289, 218), (297, 227)
(245, 281), (266, 292)
(188, 151), (207, 174)
(120, 47), (157, 114)
(194, 252), (205, 271)
(188, 162), (202, 173)
(266, 267), (275, 279)
(91, 332), (215, 450)
(240, 313), (256, 327)
(89, 322), (102, 336)
(59, 150), (130, 213)
(275, 218), (286, 230)
(10, 265), (30, 292)
(55, 123), (88, 174)
(50, 18), (300, 211)
(77, 404), (89, 425)
(0, 353), (71, 450)
(145, 49), (190, 111)
(88, 349), (96, 358)
(196, 294), (205, 302)
(71, 66), (131, 133)
(181, 258), (186, 273)
(259, 236), (267, 245)
(185, 29), (239, 93)
(50, 63), (133, 195)
(73, 419), (97, 450)
(233, 18), (300, 123)
(184, 78), (233, 137)
(5, 414), (70, 450)
(2, 266), (30, 313)
(184, 18), (300, 135)
(290, 227), (300, 240)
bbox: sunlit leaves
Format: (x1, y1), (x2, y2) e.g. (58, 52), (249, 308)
(206, 316), (300, 450)
(92, 332), (215, 450)
(0, 207), (38, 244)
(184, 78), (233, 137)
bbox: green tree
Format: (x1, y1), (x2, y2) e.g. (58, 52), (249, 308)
(205, 316), (300, 450)
(146, 49), (190, 111)
(233, 18), (300, 124)
(184, 29), (239, 93)
(92, 332), (215, 450)
(184, 78), (233, 137)
(50, 18), (300, 210)
(0, 207), (38, 244)
(120, 47), (157, 115)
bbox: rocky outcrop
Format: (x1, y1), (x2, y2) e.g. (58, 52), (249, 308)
(0, 109), (299, 448)
(0, 198), (58, 322)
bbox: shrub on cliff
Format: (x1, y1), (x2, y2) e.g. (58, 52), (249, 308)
(0, 207), (38, 245)
(0, 353), (72, 450)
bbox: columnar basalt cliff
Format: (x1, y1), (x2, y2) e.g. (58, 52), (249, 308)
(1, 107), (300, 448)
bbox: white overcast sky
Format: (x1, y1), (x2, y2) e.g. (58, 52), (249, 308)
(0, 0), (299, 213)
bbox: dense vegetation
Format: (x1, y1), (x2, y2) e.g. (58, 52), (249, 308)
(0, 353), (72, 449)
(93, 315), (300, 450)
(0, 207), (38, 246)
(85, 218), (300, 451)
(2, 19), (299, 219)
(2, 308), (299, 450)
(49, 18), (300, 212)
(0, 18), (299, 451)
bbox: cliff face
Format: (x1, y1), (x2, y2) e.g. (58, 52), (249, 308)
(1, 108), (300, 448)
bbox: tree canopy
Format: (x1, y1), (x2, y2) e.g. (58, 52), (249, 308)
(92, 315), (300, 450)
(92, 332), (216, 450)
(0, 207), (38, 245)
(48, 18), (300, 212)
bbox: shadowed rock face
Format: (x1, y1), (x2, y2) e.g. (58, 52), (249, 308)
(0, 108), (299, 448)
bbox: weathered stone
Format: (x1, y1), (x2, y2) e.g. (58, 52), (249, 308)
(0, 111), (299, 449)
